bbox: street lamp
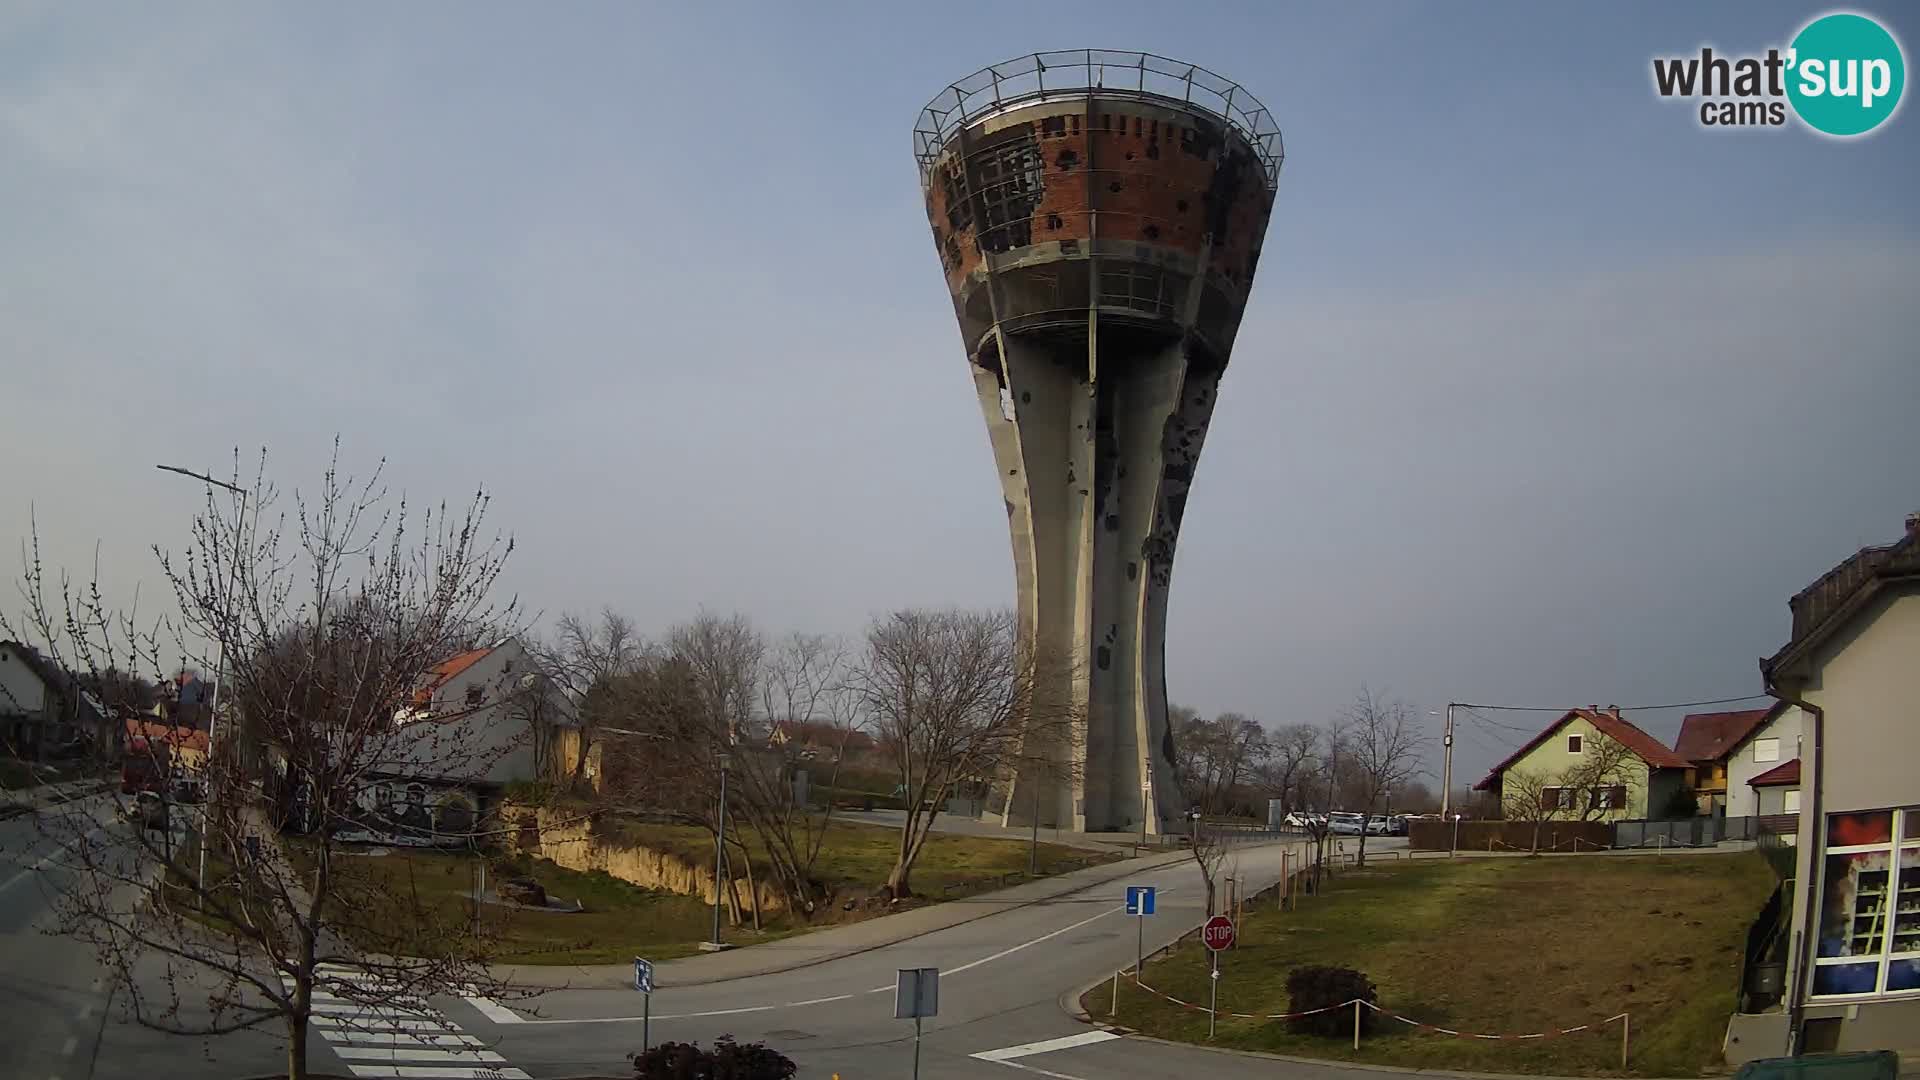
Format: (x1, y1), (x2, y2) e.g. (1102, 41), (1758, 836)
(1451, 812), (1462, 858)
(703, 750), (733, 951)
(157, 465), (247, 898)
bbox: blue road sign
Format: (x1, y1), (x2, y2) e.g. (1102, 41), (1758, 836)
(1125, 885), (1156, 916)
(634, 956), (655, 993)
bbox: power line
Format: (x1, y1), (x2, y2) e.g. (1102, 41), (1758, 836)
(1457, 693), (1770, 714)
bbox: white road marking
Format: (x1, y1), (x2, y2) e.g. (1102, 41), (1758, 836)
(973, 1030), (1121, 1061)
(331, 1047), (506, 1063)
(309, 1001), (433, 1016)
(459, 995), (521, 1024)
(977, 1058), (1091, 1080)
(345, 1060), (533, 1068)
(323, 1032), (483, 1048)
(0, 827), (104, 894)
(312, 1015), (460, 1032)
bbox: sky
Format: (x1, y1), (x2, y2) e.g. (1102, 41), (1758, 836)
(3, 2), (1916, 789)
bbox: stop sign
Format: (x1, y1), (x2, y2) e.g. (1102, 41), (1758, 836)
(1202, 914), (1236, 951)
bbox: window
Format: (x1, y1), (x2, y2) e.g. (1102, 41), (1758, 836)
(1567, 734), (1583, 753)
(465, 685), (485, 707)
(1811, 807), (1920, 997)
(1556, 788), (1575, 810)
(1753, 738), (1781, 763)
(1785, 790), (1802, 814)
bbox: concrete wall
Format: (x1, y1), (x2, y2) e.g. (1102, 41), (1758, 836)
(1726, 706), (1802, 819)
(1779, 585), (1920, 1058)
(1500, 715), (1652, 821)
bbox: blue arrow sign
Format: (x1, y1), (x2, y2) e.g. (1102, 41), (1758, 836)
(1125, 885), (1156, 916)
(634, 956), (655, 993)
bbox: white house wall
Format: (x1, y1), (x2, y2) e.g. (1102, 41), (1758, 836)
(1725, 705), (1803, 820)
(0, 644), (48, 716)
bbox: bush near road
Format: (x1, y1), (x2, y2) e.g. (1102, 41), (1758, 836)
(1093, 853), (1773, 1076)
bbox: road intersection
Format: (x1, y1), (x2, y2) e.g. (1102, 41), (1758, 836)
(1, 801), (1408, 1079)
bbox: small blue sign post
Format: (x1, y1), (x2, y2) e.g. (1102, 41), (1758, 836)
(1125, 886), (1156, 977)
(633, 957), (654, 1050)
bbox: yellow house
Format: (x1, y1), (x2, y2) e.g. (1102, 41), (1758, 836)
(1472, 707), (1696, 822)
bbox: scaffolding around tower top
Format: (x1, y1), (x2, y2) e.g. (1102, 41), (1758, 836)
(913, 50), (1284, 187)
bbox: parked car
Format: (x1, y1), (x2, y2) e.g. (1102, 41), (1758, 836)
(1281, 812), (1316, 829)
(1328, 811), (1366, 835)
(1365, 815), (1391, 836)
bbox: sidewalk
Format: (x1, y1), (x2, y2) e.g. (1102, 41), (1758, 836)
(0, 776), (112, 819)
(488, 844), (1204, 991)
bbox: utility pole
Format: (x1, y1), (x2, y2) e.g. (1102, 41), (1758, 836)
(1028, 761), (1041, 877)
(705, 750), (732, 950)
(1439, 703), (1457, 820)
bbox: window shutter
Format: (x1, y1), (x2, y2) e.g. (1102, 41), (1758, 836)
(1540, 786), (1558, 811)
(1609, 785), (1627, 809)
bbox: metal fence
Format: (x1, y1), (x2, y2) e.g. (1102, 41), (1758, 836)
(1612, 814), (1778, 848)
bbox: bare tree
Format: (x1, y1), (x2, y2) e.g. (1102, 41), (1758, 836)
(1499, 736), (1638, 853)
(5, 447), (531, 1080)
(1337, 687), (1423, 866)
(848, 609), (1079, 898)
(1253, 722), (1320, 819)
(525, 608), (647, 789)
(1173, 710), (1269, 820)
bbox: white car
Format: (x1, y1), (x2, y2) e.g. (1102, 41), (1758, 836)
(1328, 811), (1365, 835)
(1366, 815), (1391, 836)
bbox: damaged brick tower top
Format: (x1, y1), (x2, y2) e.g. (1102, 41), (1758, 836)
(915, 51), (1281, 835)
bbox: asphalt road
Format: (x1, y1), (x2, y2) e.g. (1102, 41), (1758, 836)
(439, 836), (1387, 1079)
(3, 808), (1406, 1080)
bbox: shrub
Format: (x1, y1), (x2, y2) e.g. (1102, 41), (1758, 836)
(1283, 965), (1377, 1038)
(630, 1035), (797, 1079)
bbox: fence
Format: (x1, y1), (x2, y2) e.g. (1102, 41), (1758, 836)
(1407, 819), (1611, 852)
(1612, 814), (1788, 849)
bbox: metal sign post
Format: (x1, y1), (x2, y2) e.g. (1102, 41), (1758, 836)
(1125, 886), (1155, 977)
(1202, 915), (1235, 1040)
(633, 957), (655, 1051)
(895, 967), (939, 1080)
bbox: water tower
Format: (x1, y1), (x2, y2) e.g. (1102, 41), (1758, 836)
(914, 51), (1282, 834)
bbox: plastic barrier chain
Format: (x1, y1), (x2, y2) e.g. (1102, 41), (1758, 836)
(1125, 974), (1627, 1038)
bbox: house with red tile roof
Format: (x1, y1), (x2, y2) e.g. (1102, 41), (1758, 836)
(1472, 706), (1696, 822)
(1673, 705), (1786, 818)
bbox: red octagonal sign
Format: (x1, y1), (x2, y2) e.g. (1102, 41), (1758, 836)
(1202, 915), (1236, 951)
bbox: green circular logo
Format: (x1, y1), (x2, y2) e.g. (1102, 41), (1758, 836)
(1787, 12), (1906, 137)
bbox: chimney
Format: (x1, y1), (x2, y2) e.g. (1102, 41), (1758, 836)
(1906, 511), (1920, 538)
(1606, 705), (1621, 719)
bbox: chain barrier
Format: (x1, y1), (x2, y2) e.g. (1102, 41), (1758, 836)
(1122, 972), (1627, 1039)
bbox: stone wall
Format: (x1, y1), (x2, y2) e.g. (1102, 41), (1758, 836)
(504, 804), (789, 915)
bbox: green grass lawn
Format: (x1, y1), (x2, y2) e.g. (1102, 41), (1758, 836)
(295, 818), (1112, 966)
(1089, 853), (1775, 1077)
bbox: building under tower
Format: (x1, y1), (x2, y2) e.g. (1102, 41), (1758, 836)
(913, 51), (1283, 834)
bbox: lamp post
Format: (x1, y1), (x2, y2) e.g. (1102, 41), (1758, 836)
(156, 465), (246, 899)
(1451, 812), (1462, 858)
(705, 750), (732, 950)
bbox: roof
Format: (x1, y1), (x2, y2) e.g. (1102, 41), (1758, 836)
(410, 644), (499, 706)
(124, 718), (210, 754)
(1763, 515), (1920, 687)
(1749, 758), (1801, 787)
(1472, 708), (1693, 790)
(1, 639), (67, 695)
(773, 720), (876, 750)
(1672, 707), (1775, 764)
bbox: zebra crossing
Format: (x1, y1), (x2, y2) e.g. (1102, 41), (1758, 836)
(289, 964), (529, 1080)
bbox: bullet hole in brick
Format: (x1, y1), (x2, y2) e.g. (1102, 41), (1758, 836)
(1176, 199), (1189, 213)
(1020, 391), (1031, 403)
(1124, 151), (1135, 161)
(1046, 213), (1063, 230)
(1055, 148), (1079, 171)
(1144, 225), (1159, 240)
(1009, 468), (1019, 476)
(1109, 181), (1122, 193)
(1079, 489), (1089, 496)
(1126, 562), (1138, 581)
(1096, 646), (1112, 671)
